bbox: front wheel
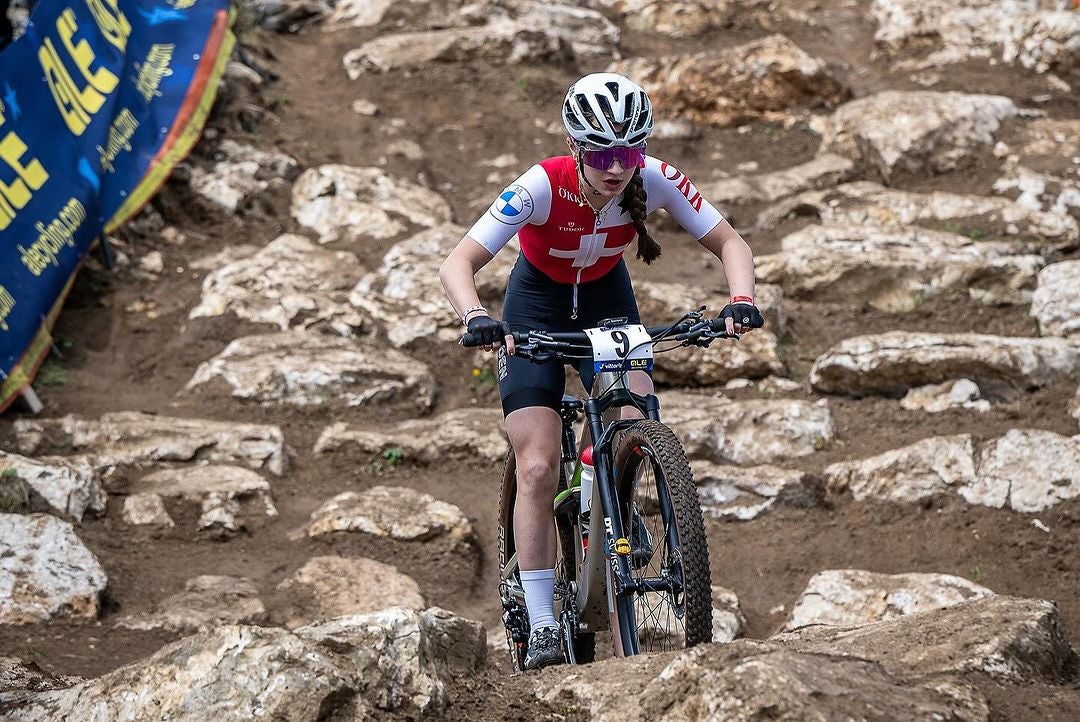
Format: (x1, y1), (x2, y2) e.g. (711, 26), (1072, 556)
(611, 420), (712, 654)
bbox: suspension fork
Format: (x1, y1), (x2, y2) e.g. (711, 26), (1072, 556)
(584, 399), (635, 592)
(650, 454), (683, 586)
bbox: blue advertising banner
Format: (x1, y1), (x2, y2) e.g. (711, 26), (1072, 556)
(0, 0), (234, 411)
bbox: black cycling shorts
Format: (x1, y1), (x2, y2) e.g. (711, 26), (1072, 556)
(497, 254), (645, 416)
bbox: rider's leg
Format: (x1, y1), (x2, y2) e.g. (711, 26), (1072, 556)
(505, 405), (563, 632)
(620, 370), (654, 420)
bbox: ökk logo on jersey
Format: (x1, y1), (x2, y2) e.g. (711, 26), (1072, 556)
(489, 184), (534, 225)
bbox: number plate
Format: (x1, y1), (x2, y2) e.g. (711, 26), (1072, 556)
(585, 323), (653, 373)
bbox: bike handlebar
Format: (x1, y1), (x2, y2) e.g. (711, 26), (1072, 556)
(459, 313), (737, 362)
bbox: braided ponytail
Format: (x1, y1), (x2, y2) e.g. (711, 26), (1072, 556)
(619, 169), (661, 264)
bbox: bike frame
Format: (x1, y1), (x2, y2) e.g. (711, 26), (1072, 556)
(556, 370), (661, 656)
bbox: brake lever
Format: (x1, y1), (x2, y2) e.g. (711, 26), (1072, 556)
(531, 350), (559, 364)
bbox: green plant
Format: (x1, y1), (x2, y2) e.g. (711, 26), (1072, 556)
(37, 358), (67, 386)
(382, 446), (405, 468)
(970, 566), (985, 582)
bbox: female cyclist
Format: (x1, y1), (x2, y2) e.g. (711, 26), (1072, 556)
(439, 72), (763, 670)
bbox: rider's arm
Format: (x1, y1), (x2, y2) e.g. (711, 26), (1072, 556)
(441, 163), (552, 328)
(439, 237), (495, 325)
(696, 219), (755, 301)
(642, 158), (755, 301)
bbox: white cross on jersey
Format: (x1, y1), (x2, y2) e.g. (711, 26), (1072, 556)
(548, 232), (629, 268)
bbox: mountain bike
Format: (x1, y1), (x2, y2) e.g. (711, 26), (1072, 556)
(463, 309), (731, 669)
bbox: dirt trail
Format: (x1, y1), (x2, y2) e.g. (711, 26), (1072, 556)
(2, 2), (1079, 719)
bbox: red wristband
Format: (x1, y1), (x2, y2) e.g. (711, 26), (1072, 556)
(730, 295), (754, 304)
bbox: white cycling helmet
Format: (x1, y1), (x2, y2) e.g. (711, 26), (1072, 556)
(562, 72), (653, 149)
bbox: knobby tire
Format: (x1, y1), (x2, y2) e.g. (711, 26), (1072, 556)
(611, 420), (712, 654)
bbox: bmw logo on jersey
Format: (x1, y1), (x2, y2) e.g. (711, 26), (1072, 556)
(489, 184), (534, 225)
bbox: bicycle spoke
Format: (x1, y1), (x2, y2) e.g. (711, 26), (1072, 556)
(611, 421), (712, 655)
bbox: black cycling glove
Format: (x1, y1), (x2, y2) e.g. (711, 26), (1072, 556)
(466, 315), (507, 346)
(719, 301), (765, 330)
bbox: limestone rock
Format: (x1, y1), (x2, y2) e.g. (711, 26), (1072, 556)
(0, 514), (107, 624)
(724, 376), (804, 396)
(712, 585), (747, 643)
(756, 224), (1043, 311)
(612, 34), (848, 127)
(1031, 260), (1080, 338)
(694, 461), (822, 520)
(277, 556), (425, 628)
(187, 331), (435, 411)
(825, 430), (1080, 513)
(546, 640), (990, 722)
(121, 493), (175, 528)
(960, 429), (1080, 512)
(116, 575), (267, 632)
(314, 409), (506, 463)
(754, 180), (1078, 243)
(341, 4), (617, 75)
(591, 0), (768, 38)
(810, 91), (1018, 181)
(779, 595), (1075, 684)
(698, 153), (856, 208)
(291, 165), (452, 243)
(664, 391), (834, 465)
(825, 435), (978, 503)
(1072, 384), (1080, 429)
(188, 140), (298, 213)
(0, 657), (81, 707)
(135, 465), (277, 533)
(0, 452), (105, 522)
(189, 234), (369, 336)
(349, 227), (517, 347)
(294, 607), (486, 717)
(901, 379), (992, 413)
(871, 0), (1080, 73)
(993, 162), (1080, 221)
(5, 605), (489, 719)
(0, 472), (30, 514)
(13, 412), (286, 476)
(303, 486), (476, 551)
(785, 569), (994, 631)
(655, 329), (783, 386)
(809, 331), (1080, 396)
(3, 625), (353, 721)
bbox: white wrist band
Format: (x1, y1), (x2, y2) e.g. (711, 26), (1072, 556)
(461, 305), (487, 326)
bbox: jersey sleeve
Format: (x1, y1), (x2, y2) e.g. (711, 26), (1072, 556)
(465, 164), (552, 256)
(642, 157), (725, 240)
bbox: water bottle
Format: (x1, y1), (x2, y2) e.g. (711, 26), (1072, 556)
(578, 445), (594, 521)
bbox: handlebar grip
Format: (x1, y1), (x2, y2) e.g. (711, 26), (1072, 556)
(459, 327), (522, 347)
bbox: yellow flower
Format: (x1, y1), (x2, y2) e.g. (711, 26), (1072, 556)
(472, 368), (481, 377)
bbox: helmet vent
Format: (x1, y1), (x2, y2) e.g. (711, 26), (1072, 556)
(574, 93), (604, 132)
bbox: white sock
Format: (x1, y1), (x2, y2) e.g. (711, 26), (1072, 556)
(520, 568), (557, 633)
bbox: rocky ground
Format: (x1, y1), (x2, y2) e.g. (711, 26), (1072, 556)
(2, 0), (1080, 720)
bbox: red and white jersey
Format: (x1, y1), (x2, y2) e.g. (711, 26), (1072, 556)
(467, 155), (725, 284)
